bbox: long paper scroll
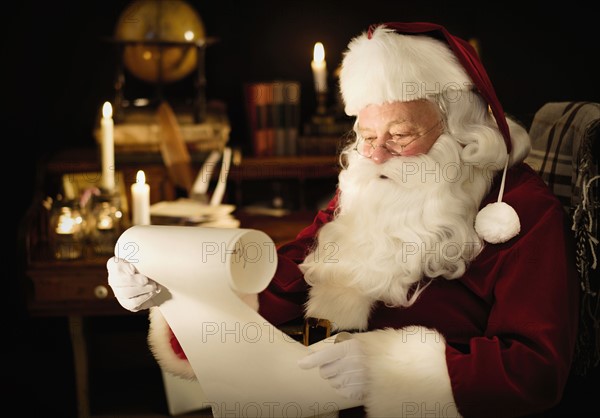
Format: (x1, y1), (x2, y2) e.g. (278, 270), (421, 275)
(115, 225), (361, 417)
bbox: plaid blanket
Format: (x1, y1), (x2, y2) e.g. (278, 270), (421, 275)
(525, 101), (600, 375)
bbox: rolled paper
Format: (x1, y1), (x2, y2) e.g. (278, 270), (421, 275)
(114, 225), (360, 417)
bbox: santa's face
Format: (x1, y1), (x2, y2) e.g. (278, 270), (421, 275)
(356, 100), (444, 160)
(300, 99), (489, 308)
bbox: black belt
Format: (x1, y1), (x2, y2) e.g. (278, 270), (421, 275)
(303, 317), (333, 346)
(279, 317), (357, 346)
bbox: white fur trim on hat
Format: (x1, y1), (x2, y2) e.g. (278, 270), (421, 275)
(340, 26), (473, 115)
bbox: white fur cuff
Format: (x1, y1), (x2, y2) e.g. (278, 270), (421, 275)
(148, 307), (196, 380)
(354, 327), (461, 417)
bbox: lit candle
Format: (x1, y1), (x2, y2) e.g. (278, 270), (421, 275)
(311, 42), (328, 93)
(131, 170), (150, 225)
(101, 101), (115, 192)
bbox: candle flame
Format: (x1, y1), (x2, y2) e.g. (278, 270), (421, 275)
(136, 170), (146, 184)
(102, 101), (113, 118)
(313, 42), (325, 63)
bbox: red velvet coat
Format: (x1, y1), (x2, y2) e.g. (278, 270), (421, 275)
(154, 162), (578, 417)
(257, 162), (579, 417)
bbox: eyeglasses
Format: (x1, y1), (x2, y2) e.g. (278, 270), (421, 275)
(354, 119), (444, 158)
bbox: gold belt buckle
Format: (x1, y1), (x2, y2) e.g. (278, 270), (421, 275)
(303, 317), (332, 346)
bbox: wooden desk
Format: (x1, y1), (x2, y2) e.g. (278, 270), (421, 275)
(20, 147), (336, 417)
(24, 209), (316, 317)
(42, 148), (340, 210)
(22, 200), (317, 417)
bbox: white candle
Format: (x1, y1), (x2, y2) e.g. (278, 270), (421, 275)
(131, 170), (150, 225)
(101, 101), (115, 192)
(311, 42), (328, 93)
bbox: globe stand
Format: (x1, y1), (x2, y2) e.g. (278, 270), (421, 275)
(110, 39), (215, 124)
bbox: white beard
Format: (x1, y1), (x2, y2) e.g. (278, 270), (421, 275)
(300, 134), (491, 329)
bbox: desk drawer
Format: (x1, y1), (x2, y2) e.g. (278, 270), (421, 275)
(24, 264), (131, 317)
(30, 268), (112, 303)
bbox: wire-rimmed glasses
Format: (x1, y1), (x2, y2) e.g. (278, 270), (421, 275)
(354, 119), (444, 158)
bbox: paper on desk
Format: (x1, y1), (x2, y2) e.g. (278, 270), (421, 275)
(115, 225), (361, 418)
(150, 199), (235, 220)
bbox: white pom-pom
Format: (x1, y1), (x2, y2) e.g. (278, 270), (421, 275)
(475, 202), (520, 244)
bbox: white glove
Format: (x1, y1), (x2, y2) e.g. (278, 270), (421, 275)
(297, 334), (368, 401)
(107, 256), (161, 312)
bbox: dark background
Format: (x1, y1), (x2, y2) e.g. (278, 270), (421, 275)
(7, 0), (600, 219)
(6, 1), (599, 416)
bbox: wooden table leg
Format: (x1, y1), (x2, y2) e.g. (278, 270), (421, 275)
(69, 315), (90, 418)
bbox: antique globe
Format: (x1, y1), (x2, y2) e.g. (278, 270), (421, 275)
(114, 0), (206, 84)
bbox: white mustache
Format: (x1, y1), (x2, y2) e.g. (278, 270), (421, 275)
(347, 134), (463, 186)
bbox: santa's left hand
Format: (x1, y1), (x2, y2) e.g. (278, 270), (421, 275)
(297, 334), (367, 401)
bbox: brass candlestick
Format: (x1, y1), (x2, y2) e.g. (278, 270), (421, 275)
(316, 91), (328, 116)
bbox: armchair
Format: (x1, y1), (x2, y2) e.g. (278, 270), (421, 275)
(525, 101), (600, 375)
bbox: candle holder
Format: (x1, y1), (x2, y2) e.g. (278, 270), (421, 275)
(49, 199), (85, 260)
(307, 92), (335, 134)
(87, 192), (125, 255)
(316, 91), (328, 116)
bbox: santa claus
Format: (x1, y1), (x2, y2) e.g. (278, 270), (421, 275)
(108, 22), (579, 417)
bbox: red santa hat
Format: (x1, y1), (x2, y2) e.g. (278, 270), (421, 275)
(339, 22), (520, 244)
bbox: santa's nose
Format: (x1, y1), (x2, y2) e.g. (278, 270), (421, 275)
(370, 146), (394, 164)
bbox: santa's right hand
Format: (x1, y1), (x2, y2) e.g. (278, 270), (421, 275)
(107, 256), (161, 312)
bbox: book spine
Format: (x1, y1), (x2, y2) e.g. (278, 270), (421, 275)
(272, 81), (287, 156)
(244, 83), (260, 156)
(245, 82), (270, 157)
(263, 83), (275, 156)
(283, 81), (301, 156)
(246, 81), (301, 157)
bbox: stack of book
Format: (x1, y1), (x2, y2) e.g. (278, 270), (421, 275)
(244, 81), (301, 157)
(94, 101), (230, 155)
